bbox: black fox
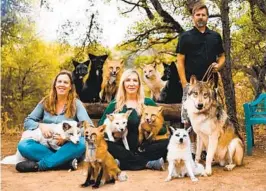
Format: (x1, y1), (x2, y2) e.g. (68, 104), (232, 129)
(72, 54), (108, 102)
(159, 62), (183, 103)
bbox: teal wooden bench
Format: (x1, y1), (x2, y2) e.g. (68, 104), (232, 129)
(243, 93), (266, 155)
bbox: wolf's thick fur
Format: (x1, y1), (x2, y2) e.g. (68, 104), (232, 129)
(1, 121), (82, 165)
(100, 59), (124, 102)
(184, 76), (244, 176)
(165, 127), (205, 182)
(103, 110), (132, 150)
(82, 122), (127, 188)
(138, 105), (168, 151)
(142, 63), (166, 101)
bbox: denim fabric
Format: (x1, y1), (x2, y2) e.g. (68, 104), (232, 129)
(18, 136), (85, 170)
(19, 98), (93, 170)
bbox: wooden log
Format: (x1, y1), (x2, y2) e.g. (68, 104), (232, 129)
(84, 103), (181, 121)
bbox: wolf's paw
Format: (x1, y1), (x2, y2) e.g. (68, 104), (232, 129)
(164, 176), (172, 182)
(204, 168), (212, 176)
(224, 164), (235, 171)
(191, 177), (199, 182)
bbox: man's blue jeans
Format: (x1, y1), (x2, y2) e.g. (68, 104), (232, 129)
(17, 137), (85, 171)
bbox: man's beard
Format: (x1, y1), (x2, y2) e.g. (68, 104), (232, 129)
(197, 20), (207, 28)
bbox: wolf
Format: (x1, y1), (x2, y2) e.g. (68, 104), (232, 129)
(165, 127), (205, 182)
(184, 75), (244, 176)
(100, 59), (124, 102)
(103, 110), (132, 150)
(159, 62), (183, 104)
(138, 105), (168, 151)
(72, 54), (108, 103)
(1, 121), (82, 165)
(142, 63), (166, 101)
(82, 122), (127, 188)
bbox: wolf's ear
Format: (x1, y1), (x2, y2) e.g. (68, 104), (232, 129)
(63, 122), (72, 131)
(190, 75), (198, 85)
(73, 60), (79, 68)
(98, 124), (106, 133)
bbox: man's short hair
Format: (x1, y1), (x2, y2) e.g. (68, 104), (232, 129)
(192, 3), (209, 16)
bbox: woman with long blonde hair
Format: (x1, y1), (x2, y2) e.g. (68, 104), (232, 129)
(98, 68), (168, 170)
(16, 70), (94, 172)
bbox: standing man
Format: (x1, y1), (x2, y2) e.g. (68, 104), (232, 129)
(176, 3), (225, 155)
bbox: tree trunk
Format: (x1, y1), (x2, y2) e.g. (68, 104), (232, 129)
(220, 0), (239, 127)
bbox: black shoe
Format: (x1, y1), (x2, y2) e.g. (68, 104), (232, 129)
(16, 161), (39, 173)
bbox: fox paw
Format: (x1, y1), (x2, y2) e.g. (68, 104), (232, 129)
(191, 177), (199, 182)
(224, 164), (235, 171)
(164, 176), (172, 182)
(205, 168), (212, 176)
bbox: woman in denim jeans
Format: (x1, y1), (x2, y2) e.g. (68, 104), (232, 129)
(16, 70), (94, 172)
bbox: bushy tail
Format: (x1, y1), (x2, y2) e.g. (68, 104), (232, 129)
(0, 150), (26, 165)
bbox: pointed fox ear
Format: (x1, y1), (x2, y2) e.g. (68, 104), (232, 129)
(63, 122), (72, 131)
(84, 60), (90, 66)
(157, 106), (163, 113)
(73, 60), (79, 67)
(107, 114), (114, 121)
(98, 124), (106, 133)
(124, 110), (133, 118)
(186, 126), (192, 133)
(169, 126), (176, 134)
(190, 75), (198, 85)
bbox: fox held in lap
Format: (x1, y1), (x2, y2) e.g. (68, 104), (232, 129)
(100, 58), (124, 102)
(81, 122), (127, 189)
(138, 105), (167, 151)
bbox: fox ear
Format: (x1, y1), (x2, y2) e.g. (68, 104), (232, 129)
(190, 75), (198, 85)
(124, 110), (132, 118)
(98, 124), (106, 133)
(158, 106), (163, 113)
(73, 60), (79, 67)
(84, 60), (90, 66)
(186, 126), (192, 133)
(169, 126), (176, 134)
(107, 114), (114, 121)
(63, 122), (72, 131)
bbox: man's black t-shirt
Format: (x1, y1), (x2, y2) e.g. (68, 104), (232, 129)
(176, 27), (224, 82)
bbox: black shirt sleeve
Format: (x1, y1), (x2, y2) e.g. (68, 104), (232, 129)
(176, 33), (188, 55)
(217, 33), (224, 55)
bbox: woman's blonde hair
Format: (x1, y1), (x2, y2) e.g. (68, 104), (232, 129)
(42, 70), (77, 118)
(115, 68), (145, 115)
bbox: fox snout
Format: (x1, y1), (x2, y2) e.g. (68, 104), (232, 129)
(145, 118), (151, 124)
(179, 138), (183, 143)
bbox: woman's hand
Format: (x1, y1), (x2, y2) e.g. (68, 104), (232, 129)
(39, 123), (52, 138)
(54, 134), (66, 146)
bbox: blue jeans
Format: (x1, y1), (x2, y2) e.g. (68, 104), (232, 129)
(17, 136), (85, 171)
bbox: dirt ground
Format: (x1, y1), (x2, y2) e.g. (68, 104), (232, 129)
(1, 132), (266, 191)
